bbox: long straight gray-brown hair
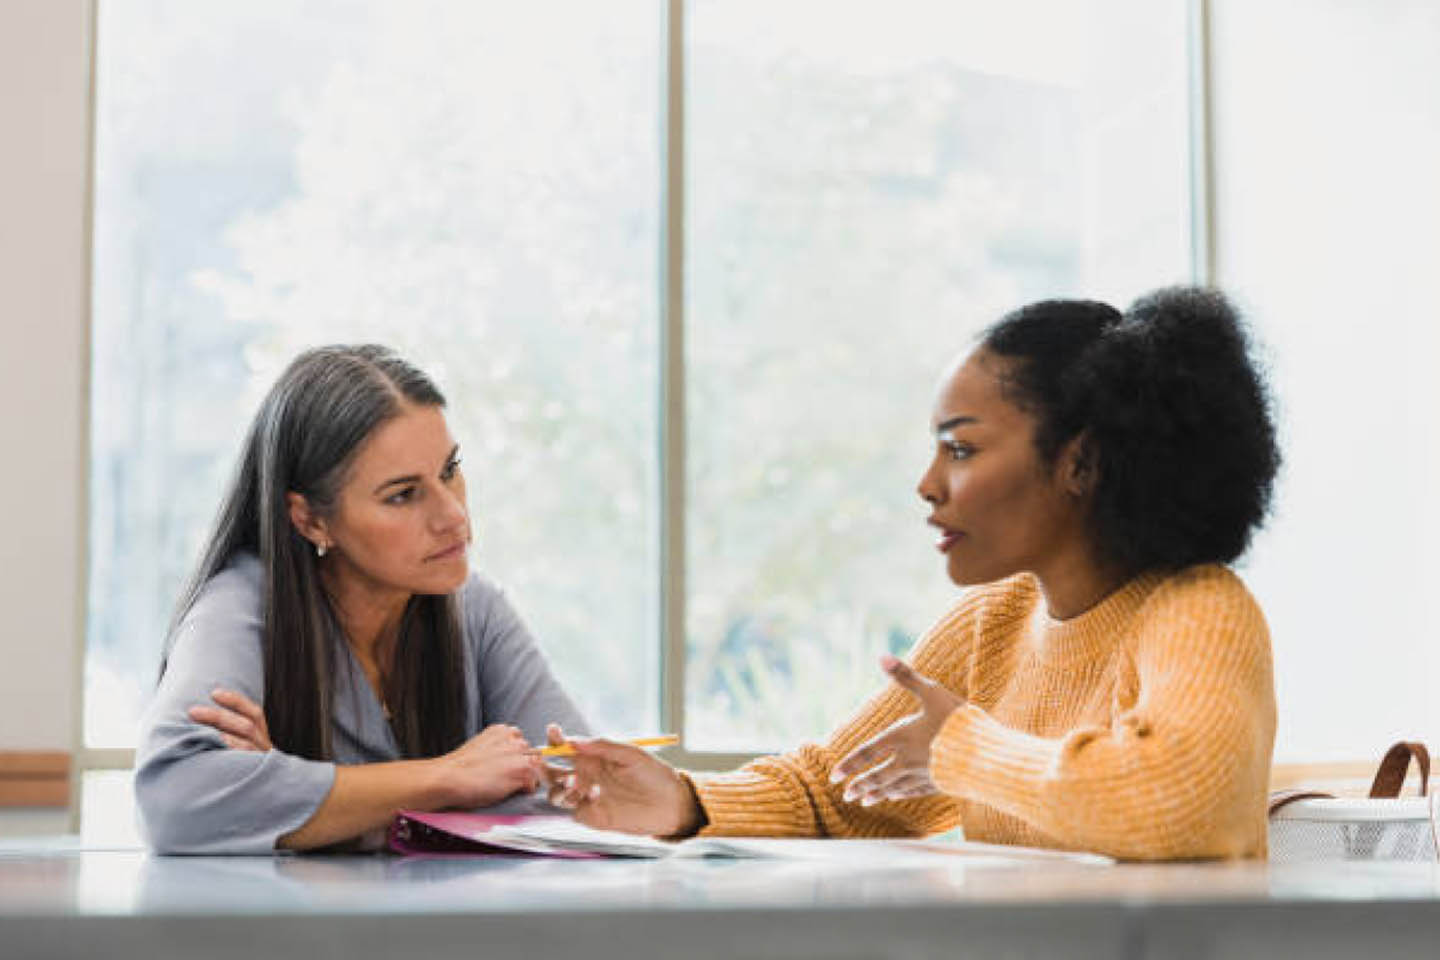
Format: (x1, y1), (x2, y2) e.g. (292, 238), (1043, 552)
(164, 345), (468, 761)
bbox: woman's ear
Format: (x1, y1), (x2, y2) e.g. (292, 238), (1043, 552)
(286, 492), (329, 550)
(1058, 433), (1099, 498)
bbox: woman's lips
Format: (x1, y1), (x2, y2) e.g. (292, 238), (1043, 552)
(426, 541), (467, 561)
(926, 517), (962, 553)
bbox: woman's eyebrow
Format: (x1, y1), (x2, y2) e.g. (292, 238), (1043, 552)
(372, 446), (461, 494)
(935, 415), (978, 434)
(373, 473), (420, 495)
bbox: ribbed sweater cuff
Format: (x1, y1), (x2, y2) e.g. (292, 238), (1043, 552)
(930, 704), (1057, 824)
(688, 764), (817, 837)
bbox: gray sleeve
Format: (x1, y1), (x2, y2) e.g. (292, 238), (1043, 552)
(465, 578), (592, 816)
(469, 577), (591, 743)
(133, 562), (335, 854)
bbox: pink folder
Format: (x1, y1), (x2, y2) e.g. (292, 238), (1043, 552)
(388, 809), (601, 858)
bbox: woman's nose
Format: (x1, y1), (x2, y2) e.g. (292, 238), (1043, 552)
(916, 458), (942, 505)
(430, 485), (468, 530)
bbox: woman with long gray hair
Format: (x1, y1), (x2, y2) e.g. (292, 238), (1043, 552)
(135, 345), (587, 853)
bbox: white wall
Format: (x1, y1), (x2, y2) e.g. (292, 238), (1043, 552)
(1211, 0), (1440, 762)
(0, 0), (91, 830)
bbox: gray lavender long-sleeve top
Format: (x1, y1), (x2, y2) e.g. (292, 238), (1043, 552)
(134, 552), (589, 854)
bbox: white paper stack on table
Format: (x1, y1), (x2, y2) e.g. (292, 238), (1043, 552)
(480, 819), (1114, 866)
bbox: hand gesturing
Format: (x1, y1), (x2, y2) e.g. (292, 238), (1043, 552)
(829, 655), (963, 805)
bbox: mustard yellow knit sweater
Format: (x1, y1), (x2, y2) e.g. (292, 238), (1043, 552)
(690, 565), (1276, 860)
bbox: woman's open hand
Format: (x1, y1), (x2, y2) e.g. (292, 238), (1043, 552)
(549, 731), (702, 838)
(188, 688), (273, 752)
(436, 724), (544, 808)
(829, 655), (963, 805)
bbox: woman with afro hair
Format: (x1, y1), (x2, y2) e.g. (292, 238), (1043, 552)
(550, 286), (1281, 861)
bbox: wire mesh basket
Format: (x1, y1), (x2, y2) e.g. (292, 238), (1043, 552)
(1269, 742), (1436, 863)
(1270, 795), (1439, 862)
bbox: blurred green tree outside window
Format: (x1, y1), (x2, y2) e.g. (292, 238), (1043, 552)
(88, 0), (1191, 754)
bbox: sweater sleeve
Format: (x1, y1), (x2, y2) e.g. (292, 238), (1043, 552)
(133, 560), (336, 855)
(466, 576), (592, 816)
(928, 567), (1276, 860)
(689, 590), (1000, 839)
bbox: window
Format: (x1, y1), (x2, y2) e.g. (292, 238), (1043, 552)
(683, 0), (1192, 749)
(88, 0), (662, 747)
(85, 0), (1194, 795)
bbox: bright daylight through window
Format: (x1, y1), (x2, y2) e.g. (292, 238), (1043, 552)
(86, 0), (1192, 784)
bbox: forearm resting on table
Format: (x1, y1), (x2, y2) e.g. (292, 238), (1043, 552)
(277, 759), (449, 850)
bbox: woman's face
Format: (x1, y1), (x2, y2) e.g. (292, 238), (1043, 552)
(318, 403), (472, 598)
(916, 348), (1087, 587)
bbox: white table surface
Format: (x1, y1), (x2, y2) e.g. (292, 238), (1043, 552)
(3, 839), (1440, 959)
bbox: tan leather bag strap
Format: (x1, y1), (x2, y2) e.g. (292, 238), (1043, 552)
(1268, 789), (1333, 816)
(1368, 741), (1430, 798)
(1269, 741), (1431, 817)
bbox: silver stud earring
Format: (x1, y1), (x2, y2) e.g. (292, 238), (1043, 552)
(316, 542), (327, 558)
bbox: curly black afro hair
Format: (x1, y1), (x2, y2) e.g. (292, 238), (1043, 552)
(981, 286), (1279, 574)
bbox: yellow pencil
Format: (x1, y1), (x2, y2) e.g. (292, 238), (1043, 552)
(538, 734), (678, 757)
